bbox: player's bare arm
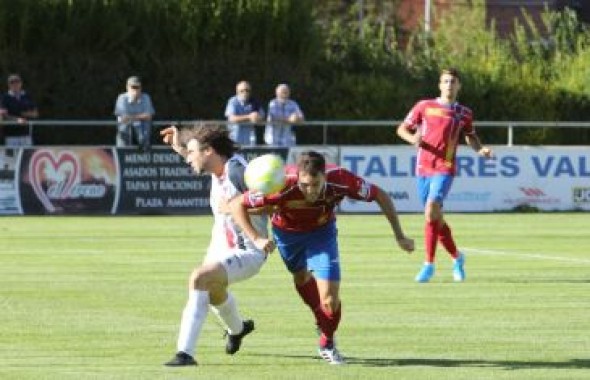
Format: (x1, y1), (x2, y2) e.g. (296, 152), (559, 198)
(465, 134), (494, 158)
(161, 125), (187, 158)
(247, 205), (277, 215)
(229, 196), (275, 254)
(217, 196), (233, 214)
(373, 187), (415, 253)
(396, 122), (422, 147)
(219, 196), (273, 215)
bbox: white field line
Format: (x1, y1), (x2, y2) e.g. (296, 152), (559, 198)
(464, 247), (590, 265)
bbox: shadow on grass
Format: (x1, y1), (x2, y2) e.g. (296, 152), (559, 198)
(483, 279), (590, 284)
(346, 357), (590, 369)
(247, 353), (590, 369)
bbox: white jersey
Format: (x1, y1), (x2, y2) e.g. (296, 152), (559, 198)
(207, 154), (268, 258)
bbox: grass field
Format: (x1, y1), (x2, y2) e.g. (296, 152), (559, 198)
(1, 213), (589, 380)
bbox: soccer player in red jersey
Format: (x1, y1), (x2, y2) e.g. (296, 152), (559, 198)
(396, 68), (494, 283)
(231, 150), (415, 364)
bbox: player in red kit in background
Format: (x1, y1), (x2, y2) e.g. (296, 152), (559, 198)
(231, 150), (415, 365)
(396, 68), (494, 283)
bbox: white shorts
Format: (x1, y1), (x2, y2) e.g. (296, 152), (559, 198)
(205, 248), (267, 284)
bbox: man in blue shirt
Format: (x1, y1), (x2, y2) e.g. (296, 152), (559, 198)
(265, 83), (304, 146)
(224, 81), (264, 146)
(114, 76), (155, 151)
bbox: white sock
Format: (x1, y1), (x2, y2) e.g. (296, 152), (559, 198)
(176, 289), (209, 356)
(210, 292), (243, 335)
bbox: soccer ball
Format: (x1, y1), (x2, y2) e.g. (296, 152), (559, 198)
(244, 154), (286, 195)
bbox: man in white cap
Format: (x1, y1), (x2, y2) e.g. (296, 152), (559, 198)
(224, 80), (265, 146)
(113, 76), (155, 151)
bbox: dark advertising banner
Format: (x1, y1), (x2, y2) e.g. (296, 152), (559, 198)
(19, 147), (117, 214)
(114, 147), (210, 215)
(7, 146), (289, 215)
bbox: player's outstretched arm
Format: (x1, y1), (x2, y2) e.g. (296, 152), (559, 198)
(219, 197), (273, 216)
(373, 187), (415, 253)
(229, 196), (275, 254)
(160, 125), (187, 158)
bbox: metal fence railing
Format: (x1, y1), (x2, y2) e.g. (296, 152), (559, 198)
(2, 119), (590, 146)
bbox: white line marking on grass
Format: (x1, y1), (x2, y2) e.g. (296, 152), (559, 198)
(464, 247), (590, 264)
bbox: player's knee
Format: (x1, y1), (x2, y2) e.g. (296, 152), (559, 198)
(293, 270), (311, 286)
(321, 295), (340, 314)
(189, 267), (214, 290)
(208, 284), (227, 304)
(424, 204), (441, 222)
(425, 213), (439, 223)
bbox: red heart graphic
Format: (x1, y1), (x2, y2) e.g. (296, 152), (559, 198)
(29, 150), (80, 212)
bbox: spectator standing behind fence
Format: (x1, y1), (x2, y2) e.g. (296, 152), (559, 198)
(264, 84), (304, 147)
(114, 76), (155, 151)
(0, 74), (39, 146)
(1, 74), (39, 123)
(224, 81), (264, 146)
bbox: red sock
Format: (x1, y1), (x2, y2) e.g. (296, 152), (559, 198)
(295, 277), (321, 325)
(424, 220), (440, 263)
(438, 223), (458, 259)
(317, 304), (341, 348)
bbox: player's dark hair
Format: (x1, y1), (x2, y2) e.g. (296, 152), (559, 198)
(178, 122), (239, 158)
(440, 67), (461, 81)
(297, 150), (325, 176)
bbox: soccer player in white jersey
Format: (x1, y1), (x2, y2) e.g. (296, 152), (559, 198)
(160, 122), (275, 366)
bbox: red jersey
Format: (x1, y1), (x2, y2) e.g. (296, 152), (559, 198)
(403, 98), (476, 176)
(242, 164), (378, 232)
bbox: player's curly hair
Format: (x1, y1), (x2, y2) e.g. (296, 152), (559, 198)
(297, 150), (325, 176)
(178, 122), (239, 158)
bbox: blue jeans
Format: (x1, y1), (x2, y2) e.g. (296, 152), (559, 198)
(116, 121), (151, 150)
(228, 124), (256, 146)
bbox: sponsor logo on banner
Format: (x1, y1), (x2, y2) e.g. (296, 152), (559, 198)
(388, 190), (409, 200)
(502, 186), (560, 206)
(20, 148), (117, 214)
(573, 187), (590, 204)
(447, 191), (492, 202)
(518, 187), (545, 197)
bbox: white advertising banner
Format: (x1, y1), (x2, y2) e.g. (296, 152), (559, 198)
(0, 148), (21, 214)
(339, 146), (590, 212)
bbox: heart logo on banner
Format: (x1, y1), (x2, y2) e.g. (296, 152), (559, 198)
(28, 150), (80, 213)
